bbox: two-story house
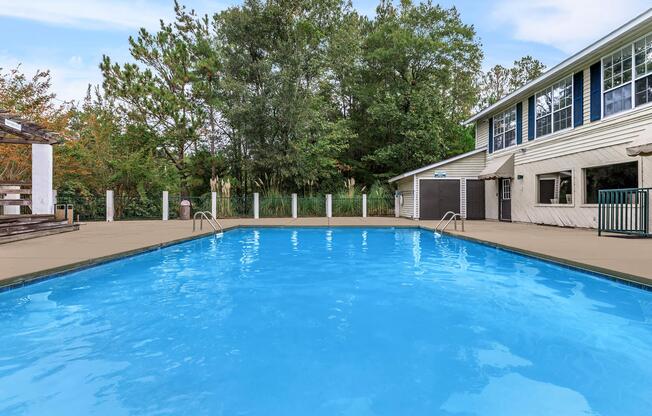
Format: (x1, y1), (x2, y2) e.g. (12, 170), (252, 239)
(390, 8), (652, 229)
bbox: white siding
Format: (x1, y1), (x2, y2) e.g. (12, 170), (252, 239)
(396, 177), (414, 218)
(475, 119), (489, 149)
(484, 104), (652, 228)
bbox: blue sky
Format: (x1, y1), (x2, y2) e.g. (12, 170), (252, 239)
(0, 0), (649, 102)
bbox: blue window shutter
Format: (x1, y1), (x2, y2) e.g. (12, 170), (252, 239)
(488, 117), (494, 153)
(590, 62), (601, 122)
(527, 95), (535, 140)
(516, 102), (523, 144)
(573, 71), (584, 127)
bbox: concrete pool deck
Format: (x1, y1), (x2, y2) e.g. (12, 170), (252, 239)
(1, 217), (651, 288)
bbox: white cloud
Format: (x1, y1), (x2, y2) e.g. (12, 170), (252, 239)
(0, 0), (173, 31)
(1, 53), (102, 103)
(492, 0), (651, 54)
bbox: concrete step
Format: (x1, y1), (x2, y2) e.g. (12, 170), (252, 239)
(0, 223), (79, 245)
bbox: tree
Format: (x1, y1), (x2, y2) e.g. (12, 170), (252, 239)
(478, 55), (546, 108)
(349, 0), (482, 182)
(0, 66), (71, 182)
(100, 2), (206, 196)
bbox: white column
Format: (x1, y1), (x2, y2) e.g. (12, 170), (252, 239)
(362, 194), (367, 218)
(291, 193), (298, 218)
(3, 185), (20, 215)
(106, 190), (114, 222)
(31, 144), (53, 214)
(162, 191), (169, 221)
(211, 191), (217, 219)
(326, 194), (332, 218)
(253, 192), (260, 219)
(394, 194), (400, 218)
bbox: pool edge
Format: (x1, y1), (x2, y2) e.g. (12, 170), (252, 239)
(430, 226), (652, 291)
(2, 224), (650, 292)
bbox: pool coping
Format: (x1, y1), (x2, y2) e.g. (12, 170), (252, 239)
(1, 223), (650, 292)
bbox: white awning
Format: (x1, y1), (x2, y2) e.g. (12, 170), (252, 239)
(478, 153), (514, 180)
(626, 125), (652, 156)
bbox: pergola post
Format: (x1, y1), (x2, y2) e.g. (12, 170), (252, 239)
(31, 143), (53, 215)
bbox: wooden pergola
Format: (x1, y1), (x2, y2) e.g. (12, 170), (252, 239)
(0, 109), (61, 145)
(0, 109), (63, 216)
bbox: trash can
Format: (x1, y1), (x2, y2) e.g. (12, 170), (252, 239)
(179, 200), (191, 220)
(55, 204), (74, 224)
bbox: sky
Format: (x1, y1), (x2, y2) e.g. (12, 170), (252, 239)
(0, 0), (649, 103)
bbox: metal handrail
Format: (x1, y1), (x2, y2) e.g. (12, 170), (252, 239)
(193, 211), (223, 234)
(435, 211), (464, 233)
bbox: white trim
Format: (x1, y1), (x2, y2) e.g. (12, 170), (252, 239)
(388, 148), (486, 182)
(412, 175), (417, 218)
(464, 8), (652, 125)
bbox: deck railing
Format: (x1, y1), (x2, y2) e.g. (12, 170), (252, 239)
(598, 188), (651, 237)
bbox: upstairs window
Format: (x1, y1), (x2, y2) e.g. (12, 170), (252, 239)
(493, 106), (517, 151)
(634, 34), (652, 107)
(535, 75), (573, 138)
(601, 32), (652, 117)
(603, 46), (633, 117)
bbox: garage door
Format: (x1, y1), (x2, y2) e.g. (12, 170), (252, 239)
(419, 180), (460, 220)
(466, 180), (485, 220)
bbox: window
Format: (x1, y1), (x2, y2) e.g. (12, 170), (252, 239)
(634, 34), (652, 107)
(601, 32), (652, 116)
(493, 107), (517, 151)
(603, 46), (633, 117)
(537, 171), (573, 204)
(535, 75), (572, 138)
(584, 162), (638, 204)
(501, 178), (511, 200)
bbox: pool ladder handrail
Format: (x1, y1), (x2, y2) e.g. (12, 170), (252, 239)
(435, 211), (464, 233)
(193, 211), (223, 234)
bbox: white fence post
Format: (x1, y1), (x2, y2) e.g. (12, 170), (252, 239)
(326, 194), (332, 218)
(253, 192), (260, 219)
(394, 194), (400, 218)
(162, 191), (169, 221)
(106, 190), (114, 222)
(292, 193), (298, 218)
(211, 191), (217, 219)
(362, 194), (367, 218)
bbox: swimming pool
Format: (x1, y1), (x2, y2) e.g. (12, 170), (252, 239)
(0, 227), (650, 415)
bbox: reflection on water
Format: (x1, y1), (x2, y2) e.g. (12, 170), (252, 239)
(0, 227), (650, 416)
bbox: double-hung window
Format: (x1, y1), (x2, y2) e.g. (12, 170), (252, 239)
(535, 75), (572, 138)
(492, 106), (516, 151)
(601, 32), (652, 116)
(603, 46), (633, 116)
(634, 34), (652, 107)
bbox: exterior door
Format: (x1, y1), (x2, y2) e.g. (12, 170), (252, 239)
(499, 178), (512, 221)
(466, 180), (485, 220)
(419, 179), (460, 220)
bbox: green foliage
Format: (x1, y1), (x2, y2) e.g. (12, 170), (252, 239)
(3, 1), (537, 208)
(478, 55), (546, 109)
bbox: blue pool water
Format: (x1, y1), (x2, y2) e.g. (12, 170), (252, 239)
(0, 227), (651, 415)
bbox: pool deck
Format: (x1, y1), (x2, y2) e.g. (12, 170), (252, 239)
(1, 217), (651, 288)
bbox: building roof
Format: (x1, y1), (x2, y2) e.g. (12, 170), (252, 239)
(464, 8), (652, 125)
(388, 148), (486, 183)
(0, 109), (61, 145)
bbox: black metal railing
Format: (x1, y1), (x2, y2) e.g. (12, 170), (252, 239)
(598, 188), (650, 237)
